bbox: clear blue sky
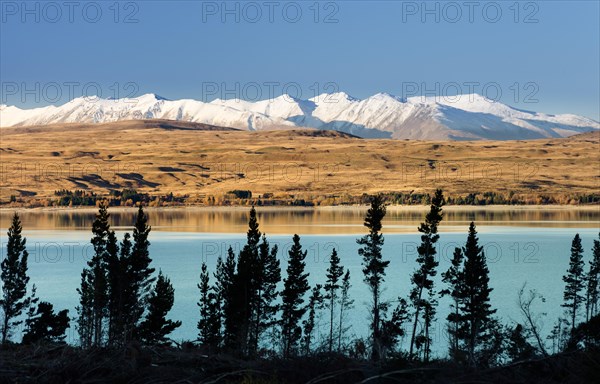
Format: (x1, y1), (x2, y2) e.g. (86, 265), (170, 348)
(1, 1), (599, 119)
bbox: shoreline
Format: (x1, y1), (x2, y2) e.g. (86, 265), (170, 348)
(1, 204), (599, 214)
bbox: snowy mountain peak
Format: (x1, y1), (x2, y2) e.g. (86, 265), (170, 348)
(310, 92), (358, 104)
(369, 92), (405, 102)
(1, 92), (598, 140)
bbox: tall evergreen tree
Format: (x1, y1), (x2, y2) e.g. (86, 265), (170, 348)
(459, 222), (497, 367)
(198, 262), (211, 339)
(324, 248), (344, 353)
(248, 235), (280, 355)
(338, 269), (354, 352)
(585, 233), (600, 320)
(1, 213), (31, 344)
(409, 189), (444, 361)
(138, 271), (181, 345)
(197, 262), (221, 351)
(302, 284), (323, 355)
(217, 208), (282, 357)
(77, 203), (110, 347)
(105, 229), (122, 346)
(440, 247), (465, 360)
(127, 205), (155, 338)
(281, 234), (310, 357)
(231, 206), (262, 355)
(562, 233), (585, 333)
(115, 233), (132, 344)
(215, 246), (237, 350)
(76, 268), (94, 348)
(357, 195), (389, 360)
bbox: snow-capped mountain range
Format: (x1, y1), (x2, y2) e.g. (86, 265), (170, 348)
(1, 93), (598, 140)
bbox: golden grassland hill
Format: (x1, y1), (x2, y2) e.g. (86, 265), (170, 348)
(0, 120), (598, 205)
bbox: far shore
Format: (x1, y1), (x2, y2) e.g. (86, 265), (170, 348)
(1, 204), (599, 214)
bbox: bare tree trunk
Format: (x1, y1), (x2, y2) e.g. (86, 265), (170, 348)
(425, 312), (430, 362)
(329, 295), (335, 353)
(338, 303), (344, 352)
(372, 289), (380, 360)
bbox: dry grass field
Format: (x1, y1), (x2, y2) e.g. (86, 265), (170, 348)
(0, 120), (598, 205)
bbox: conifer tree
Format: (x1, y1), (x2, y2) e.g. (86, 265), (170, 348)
(409, 189), (444, 360)
(324, 248), (344, 353)
(302, 284), (323, 355)
(231, 206), (262, 354)
(281, 234), (310, 357)
(128, 205), (155, 336)
(76, 203), (110, 347)
(91, 203), (110, 347)
(76, 269), (94, 348)
(105, 229), (122, 345)
(1, 213), (31, 344)
(138, 271), (181, 345)
(215, 246), (237, 350)
(198, 262), (212, 341)
(249, 235), (280, 355)
(116, 233), (132, 344)
(440, 247), (465, 359)
(357, 195), (389, 360)
(198, 262), (221, 351)
(459, 222), (497, 366)
(562, 233), (585, 333)
(338, 269), (354, 352)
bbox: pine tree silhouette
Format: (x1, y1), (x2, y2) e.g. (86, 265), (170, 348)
(324, 248), (344, 353)
(409, 189), (444, 361)
(357, 195), (389, 360)
(459, 222), (497, 366)
(562, 233), (585, 333)
(281, 234), (310, 357)
(1, 213), (31, 344)
(139, 270), (181, 345)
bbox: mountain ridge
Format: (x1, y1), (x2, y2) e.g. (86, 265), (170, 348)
(1, 92), (598, 140)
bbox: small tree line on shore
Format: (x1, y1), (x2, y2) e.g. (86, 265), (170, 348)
(6, 189), (600, 209)
(1, 193), (599, 370)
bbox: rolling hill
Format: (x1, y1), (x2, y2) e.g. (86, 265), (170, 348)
(1, 120), (598, 204)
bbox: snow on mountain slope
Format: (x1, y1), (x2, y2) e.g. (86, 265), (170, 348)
(1, 93), (598, 140)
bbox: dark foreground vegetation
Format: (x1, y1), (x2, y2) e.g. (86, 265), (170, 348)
(1, 344), (599, 383)
(1, 190), (599, 383)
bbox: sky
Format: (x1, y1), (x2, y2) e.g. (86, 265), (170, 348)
(1, 0), (599, 120)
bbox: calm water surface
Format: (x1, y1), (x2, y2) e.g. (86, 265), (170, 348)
(1, 207), (599, 357)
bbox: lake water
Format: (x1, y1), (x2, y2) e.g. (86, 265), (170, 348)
(1, 207), (599, 357)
